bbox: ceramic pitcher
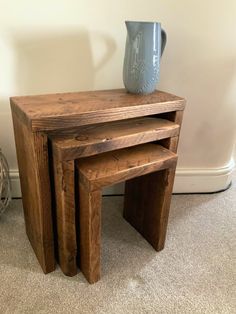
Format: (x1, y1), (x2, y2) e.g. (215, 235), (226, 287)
(123, 21), (167, 94)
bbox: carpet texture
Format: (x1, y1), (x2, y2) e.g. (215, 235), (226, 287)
(0, 167), (235, 313)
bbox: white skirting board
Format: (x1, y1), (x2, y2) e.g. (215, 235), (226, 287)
(10, 158), (235, 198)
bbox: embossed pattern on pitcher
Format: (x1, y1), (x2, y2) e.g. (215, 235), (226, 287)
(123, 21), (166, 95)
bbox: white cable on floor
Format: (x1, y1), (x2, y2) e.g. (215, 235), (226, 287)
(0, 149), (11, 216)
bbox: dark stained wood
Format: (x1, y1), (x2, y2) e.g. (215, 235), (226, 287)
(77, 144), (177, 191)
(123, 110), (184, 252)
(10, 89), (185, 131)
(77, 144), (177, 283)
(159, 111), (184, 153)
(123, 168), (176, 251)
(51, 117), (180, 161)
(10, 88), (185, 276)
(79, 182), (101, 284)
(53, 158), (77, 276)
(160, 136), (179, 153)
(52, 128), (179, 277)
(11, 111), (55, 273)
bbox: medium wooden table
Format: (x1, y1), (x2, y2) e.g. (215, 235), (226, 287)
(10, 89), (185, 274)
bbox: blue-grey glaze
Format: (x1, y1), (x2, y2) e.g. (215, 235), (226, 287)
(123, 21), (167, 94)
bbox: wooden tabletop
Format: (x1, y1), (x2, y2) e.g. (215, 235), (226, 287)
(77, 143), (177, 191)
(10, 89), (185, 132)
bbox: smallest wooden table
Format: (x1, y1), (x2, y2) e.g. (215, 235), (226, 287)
(10, 89), (185, 274)
(77, 144), (177, 283)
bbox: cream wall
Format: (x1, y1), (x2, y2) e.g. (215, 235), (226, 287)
(0, 0), (235, 194)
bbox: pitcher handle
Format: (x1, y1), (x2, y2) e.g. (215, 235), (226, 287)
(161, 29), (167, 56)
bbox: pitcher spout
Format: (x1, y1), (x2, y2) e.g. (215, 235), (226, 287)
(125, 21), (140, 40)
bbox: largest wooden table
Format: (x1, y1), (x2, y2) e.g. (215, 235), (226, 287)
(10, 89), (185, 274)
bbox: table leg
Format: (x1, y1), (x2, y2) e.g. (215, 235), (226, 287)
(12, 112), (55, 273)
(124, 166), (176, 251)
(79, 182), (101, 284)
(53, 157), (77, 276)
(123, 110), (183, 250)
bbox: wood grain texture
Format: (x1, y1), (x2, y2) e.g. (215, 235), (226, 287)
(123, 168), (177, 251)
(53, 158), (77, 276)
(159, 111), (184, 153)
(123, 110), (184, 251)
(11, 111), (55, 273)
(51, 117), (180, 161)
(79, 182), (101, 284)
(77, 144), (177, 191)
(77, 143), (177, 283)
(10, 88), (185, 277)
(10, 89), (185, 131)
(52, 120), (179, 277)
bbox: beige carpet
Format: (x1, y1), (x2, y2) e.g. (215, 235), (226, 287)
(0, 168), (235, 313)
